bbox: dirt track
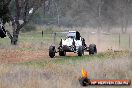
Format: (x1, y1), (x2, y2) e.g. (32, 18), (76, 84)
(0, 48), (114, 64)
(0, 49), (89, 63)
(0, 49), (49, 63)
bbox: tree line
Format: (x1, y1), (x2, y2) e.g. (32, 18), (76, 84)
(0, 0), (132, 45)
(42, 0), (132, 33)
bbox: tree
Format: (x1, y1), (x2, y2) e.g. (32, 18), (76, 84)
(4, 0), (47, 45)
(119, 0), (130, 33)
(0, 0), (11, 24)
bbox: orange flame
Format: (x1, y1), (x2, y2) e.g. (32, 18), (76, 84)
(82, 68), (89, 78)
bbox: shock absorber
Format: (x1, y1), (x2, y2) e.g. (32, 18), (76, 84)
(72, 39), (76, 51)
(58, 39), (62, 50)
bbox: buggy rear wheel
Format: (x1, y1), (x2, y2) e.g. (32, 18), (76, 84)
(78, 46), (84, 56)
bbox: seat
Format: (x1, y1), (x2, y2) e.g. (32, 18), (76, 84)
(76, 31), (80, 40)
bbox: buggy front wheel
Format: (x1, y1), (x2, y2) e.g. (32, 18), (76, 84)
(49, 46), (56, 58)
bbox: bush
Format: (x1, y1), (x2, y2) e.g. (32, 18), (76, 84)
(44, 27), (54, 33)
(21, 24), (36, 33)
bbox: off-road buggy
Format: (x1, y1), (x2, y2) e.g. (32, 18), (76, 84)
(49, 31), (97, 58)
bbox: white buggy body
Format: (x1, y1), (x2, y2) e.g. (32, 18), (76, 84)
(62, 37), (82, 51)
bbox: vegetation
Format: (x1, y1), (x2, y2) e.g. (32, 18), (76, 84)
(19, 51), (129, 68)
(1, 0), (132, 45)
(21, 24), (36, 33)
(0, 51), (131, 88)
(0, 0), (10, 24)
(0, 0), (47, 45)
(35, 0), (132, 33)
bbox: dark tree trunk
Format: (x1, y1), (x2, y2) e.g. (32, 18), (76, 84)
(11, 26), (20, 45)
(11, 33), (19, 45)
(6, 27), (20, 45)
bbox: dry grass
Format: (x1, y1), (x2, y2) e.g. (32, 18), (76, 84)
(0, 55), (132, 88)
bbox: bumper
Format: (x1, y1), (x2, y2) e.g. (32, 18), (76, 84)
(61, 45), (75, 52)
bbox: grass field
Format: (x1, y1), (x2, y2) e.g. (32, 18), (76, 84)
(0, 51), (132, 88)
(1, 26), (132, 51)
(0, 27), (132, 88)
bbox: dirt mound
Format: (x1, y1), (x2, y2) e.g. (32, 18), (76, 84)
(66, 52), (77, 56)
